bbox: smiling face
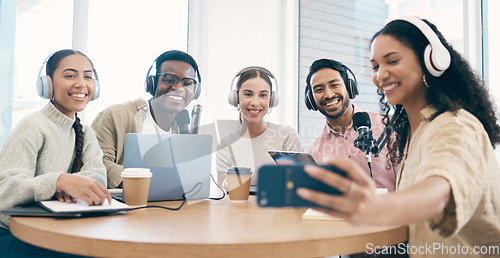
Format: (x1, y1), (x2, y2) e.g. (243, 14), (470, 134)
(310, 68), (351, 119)
(153, 60), (196, 113)
(370, 34), (427, 108)
(238, 77), (271, 125)
(51, 54), (96, 118)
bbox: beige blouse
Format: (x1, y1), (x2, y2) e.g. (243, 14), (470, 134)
(397, 107), (500, 258)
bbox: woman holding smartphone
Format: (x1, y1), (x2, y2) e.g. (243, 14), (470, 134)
(297, 17), (500, 257)
(0, 49), (110, 256)
(216, 66), (303, 187)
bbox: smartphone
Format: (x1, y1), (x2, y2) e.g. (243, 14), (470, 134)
(257, 164), (346, 208)
(267, 150), (317, 165)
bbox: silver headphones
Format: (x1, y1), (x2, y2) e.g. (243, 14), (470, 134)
(227, 66), (279, 108)
(395, 16), (451, 77)
(36, 51), (100, 100)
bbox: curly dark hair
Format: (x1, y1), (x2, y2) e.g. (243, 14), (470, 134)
(372, 18), (500, 164)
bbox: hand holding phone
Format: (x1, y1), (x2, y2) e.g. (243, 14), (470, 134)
(257, 164), (346, 208)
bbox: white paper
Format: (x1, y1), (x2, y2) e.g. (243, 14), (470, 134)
(40, 199), (130, 213)
(302, 208), (343, 221)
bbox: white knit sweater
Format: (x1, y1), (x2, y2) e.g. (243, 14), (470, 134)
(0, 102), (106, 229)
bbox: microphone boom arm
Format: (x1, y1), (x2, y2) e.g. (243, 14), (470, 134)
(190, 104), (202, 134)
(372, 106), (401, 156)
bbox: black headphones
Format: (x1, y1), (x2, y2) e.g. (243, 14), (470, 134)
(304, 63), (358, 111)
(144, 56), (201, 100)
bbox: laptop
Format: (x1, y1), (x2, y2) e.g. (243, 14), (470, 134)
(123, 133), (212, 201)
(1, 199), (130, 218)
(1, 203), (82, 217)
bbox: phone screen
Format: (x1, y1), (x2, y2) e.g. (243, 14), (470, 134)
(257, 164), (345, 208)
(268, 151), (317, 165)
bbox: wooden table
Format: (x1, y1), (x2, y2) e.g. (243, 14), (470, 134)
(10, 197), (408, 257)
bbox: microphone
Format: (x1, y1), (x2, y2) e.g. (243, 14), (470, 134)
(353, 112), (377, 154)
(352, 108), (401, 177)
(190, 104), (202, 134)
(175, 109), (190, 134)
(353, 112), (376, 178)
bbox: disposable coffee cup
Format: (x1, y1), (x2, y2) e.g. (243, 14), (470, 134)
(225, 167), (252, 202)
(121, 168), (152, 206)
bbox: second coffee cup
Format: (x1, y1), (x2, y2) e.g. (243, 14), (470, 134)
(225, 167), (252, 202)
(121, 168), (152, 206)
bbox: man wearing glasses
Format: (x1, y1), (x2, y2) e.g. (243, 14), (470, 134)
(91, 50), (201, 188)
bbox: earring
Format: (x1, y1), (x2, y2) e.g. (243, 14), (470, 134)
(237, 104), (240, 111)
(423, 74), (430, 88)
(267, 108), (272, 114)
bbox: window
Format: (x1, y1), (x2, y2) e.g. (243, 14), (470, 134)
(84, 0), (189, 123)
(483, 0), (500, 160)
(485, 0), (500, 109)
(13, 0), (74, 129)
(298, 0), (388, 147)
(1, 0), (189, 148)
(298, 0), (465, 150)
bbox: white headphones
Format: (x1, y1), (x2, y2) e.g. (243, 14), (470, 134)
(36, 51), (100, 100)
(395, 16), (451, 77)
(228, 66), (279, 108)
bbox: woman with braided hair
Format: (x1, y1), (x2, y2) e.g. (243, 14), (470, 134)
(0, 49), (110, 256)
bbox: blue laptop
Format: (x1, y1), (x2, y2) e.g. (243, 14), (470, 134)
(123, 133), (212, 201)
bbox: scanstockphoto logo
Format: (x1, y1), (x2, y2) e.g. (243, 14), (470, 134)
(366, 242), (500, 256)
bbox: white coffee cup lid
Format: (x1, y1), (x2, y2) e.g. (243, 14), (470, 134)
(121, 168), (152, 178)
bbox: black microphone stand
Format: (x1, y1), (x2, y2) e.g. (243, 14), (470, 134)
(371, 105), (402, 157)
(190, 104), (202, 134)
(353, 126), (377, 178)
(353, 106), (402, 178)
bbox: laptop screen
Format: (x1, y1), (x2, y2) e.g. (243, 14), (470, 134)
(124, 133), (213, 201)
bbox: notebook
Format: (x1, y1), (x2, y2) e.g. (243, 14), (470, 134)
(1, 203), (82, 217)
(1, 199), (130, 217)
(124, 133), (212, 201)
(40, 199), (130, 213)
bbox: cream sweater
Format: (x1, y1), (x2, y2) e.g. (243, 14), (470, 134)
(0, 102), (106, 229)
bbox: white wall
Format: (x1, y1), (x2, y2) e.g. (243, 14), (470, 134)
(188, 0), (299, 129)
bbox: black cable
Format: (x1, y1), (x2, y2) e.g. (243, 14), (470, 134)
(209, 174), (226, 200)
(368, 160), (373, 178)
(125, 182), (204, 211)
(126, 200), (187, 211)
(121, 175), (227, 213)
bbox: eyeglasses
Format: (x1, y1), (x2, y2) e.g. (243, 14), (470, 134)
(156, 73), (197, 88)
